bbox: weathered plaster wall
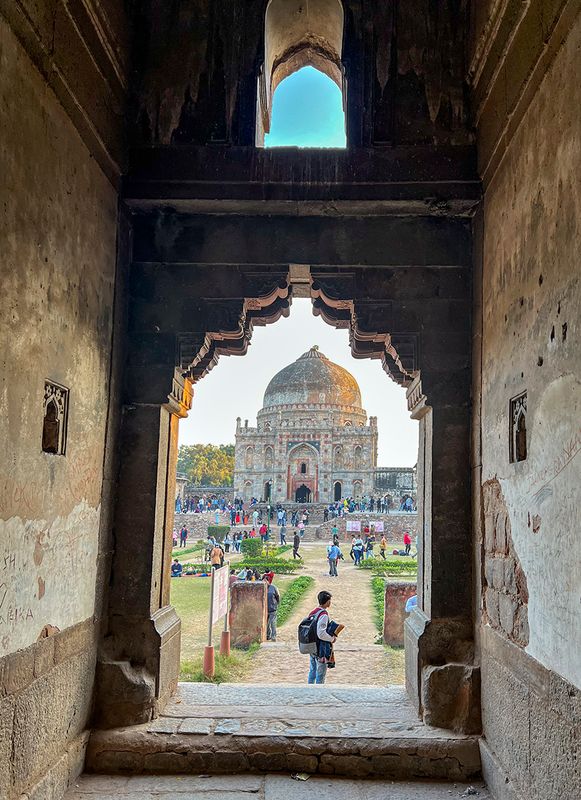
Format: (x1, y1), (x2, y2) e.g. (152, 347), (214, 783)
(476, 9), (581, 799)
(0, 12), (120, 797)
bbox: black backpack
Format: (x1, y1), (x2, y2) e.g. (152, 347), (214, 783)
(298, 609), (326, 655)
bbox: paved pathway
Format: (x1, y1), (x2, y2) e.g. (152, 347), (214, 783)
(238, 543), (403, 686)
(66, 774), (490, 799)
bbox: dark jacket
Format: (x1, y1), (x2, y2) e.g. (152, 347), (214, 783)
(267, 583), (280, 613)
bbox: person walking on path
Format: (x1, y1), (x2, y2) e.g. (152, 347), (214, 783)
(353, 536), (364, 565)
(279, 524), (287, 545)
(210, 543), (222, 571)
(259, 522), (268, 543)
(327, 541), (343, 577)
(307, 591), (338, 685)
(293, 530), (301, 559)
(267, 581), (280, 641)
(379, 534), (387, 559)
(179, 526), (188, 548)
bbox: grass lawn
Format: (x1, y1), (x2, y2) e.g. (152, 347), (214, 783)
(180, 643), (261, 683)
(171, 571), (298, 663)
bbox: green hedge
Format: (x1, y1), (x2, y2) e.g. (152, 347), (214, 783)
(358, 558), (417, 576)
(277, 576), (314, 626)
(240, 538), (262, 557)
(239, 557), (302, 574)
(371, 576), (385, 637)
(207, 525), (230, 539)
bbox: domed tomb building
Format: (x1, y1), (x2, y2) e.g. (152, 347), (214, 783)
(233, 346), (378, 503)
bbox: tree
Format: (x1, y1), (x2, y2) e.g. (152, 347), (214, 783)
(177, 444), (235, 486)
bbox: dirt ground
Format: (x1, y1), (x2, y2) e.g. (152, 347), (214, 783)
(236, 543), (405, 685)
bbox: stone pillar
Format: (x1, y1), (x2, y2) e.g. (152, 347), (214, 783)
(230, 581), (267, 648)
(404, 373), (480, 734)
(384, 582), (417, 646)
(96, 369), (192, 728)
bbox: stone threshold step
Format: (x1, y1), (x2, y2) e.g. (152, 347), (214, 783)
(67, 773), (491, 799)
(86, 727), (482, 782)
(161, 704), (416, 722)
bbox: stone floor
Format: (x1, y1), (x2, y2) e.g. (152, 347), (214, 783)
(159, 684), (455, 738)
(66, 774), (490, 799)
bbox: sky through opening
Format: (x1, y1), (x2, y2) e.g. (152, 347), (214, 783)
(265, 66), (346, 148)
(179, 300), (417, 467)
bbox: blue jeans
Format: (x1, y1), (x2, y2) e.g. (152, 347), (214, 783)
(308, 655), (328, 684)
(328, 558), (338, 576)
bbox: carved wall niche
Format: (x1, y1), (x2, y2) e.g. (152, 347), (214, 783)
(509, 391), (527, 463)
(42, 380), (69, 455)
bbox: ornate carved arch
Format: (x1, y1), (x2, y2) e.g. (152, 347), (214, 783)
(310, 274), (418, 387)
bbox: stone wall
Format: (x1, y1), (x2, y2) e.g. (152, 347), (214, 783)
(229, 582), (267, 649)
(473, 5), (581, 798)
(383, 582), (417, 647)
(316, 514), (418, 544)
(0, 4), (127, 797)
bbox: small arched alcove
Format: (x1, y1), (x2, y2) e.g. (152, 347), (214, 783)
(258, 0), (346, 147)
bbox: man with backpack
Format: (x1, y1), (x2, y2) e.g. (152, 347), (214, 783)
(298, 590), (338, 685)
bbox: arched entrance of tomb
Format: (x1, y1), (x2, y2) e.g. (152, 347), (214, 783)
(287, 442), (319, 502)
(264, 480), (272, 502)
(334, 481), (342, 501)
(295, 484), (312, 504)
(99, 237), (475, 733)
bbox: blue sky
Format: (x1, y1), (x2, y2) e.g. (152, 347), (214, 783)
(265, 66), (346, 148)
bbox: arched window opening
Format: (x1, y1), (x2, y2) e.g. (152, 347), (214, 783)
(300, 462), (307, 474)
(264, 68), (346, 148)
(258, 0), (346, 147)
(353, 445), (362, 469)
(334, 481), (342, 501)
(264, 481), (272, 502)
(353, 480), (362, 498)
(265, 445), (274, 467)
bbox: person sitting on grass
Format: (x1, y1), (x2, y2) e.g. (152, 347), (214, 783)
(171, 558), (183, 577)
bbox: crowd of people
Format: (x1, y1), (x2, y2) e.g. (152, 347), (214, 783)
(176, 493), (417, 517)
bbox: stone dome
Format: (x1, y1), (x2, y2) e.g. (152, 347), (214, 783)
(262, 346), (362, 409)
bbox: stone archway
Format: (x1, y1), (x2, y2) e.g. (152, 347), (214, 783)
(100, 223), (476, 733)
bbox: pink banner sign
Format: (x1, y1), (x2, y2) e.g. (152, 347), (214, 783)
(212, 565), (229, 623)
(346, 520), (361, 532)
(372, 521), (384, 533)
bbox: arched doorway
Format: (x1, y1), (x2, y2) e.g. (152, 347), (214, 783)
(264, 481), (272, 501)
(106, 243), (473, 731)
(334, 481), (342, 501)
(295, 484), (312, 503)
